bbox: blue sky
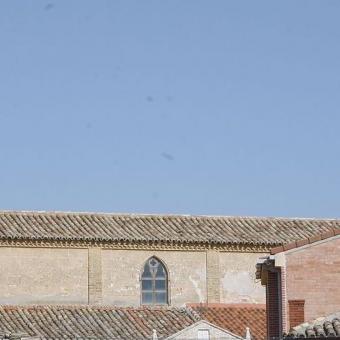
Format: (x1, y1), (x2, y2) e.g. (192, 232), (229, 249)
(1, 1), (340, 217)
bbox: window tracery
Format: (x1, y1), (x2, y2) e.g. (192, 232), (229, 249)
(141, 257), (168, 305)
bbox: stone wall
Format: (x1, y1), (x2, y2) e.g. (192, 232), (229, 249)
(285, 236), (340, 322)
(101, 249), (266, 306)
(101, 249), (207, 306)
(206, 250), (220, 303)
(0, 246), (267, 307)
(0, 247), (88, 304)
(220, 252), (266, 303)
(88, 248), (102, 304)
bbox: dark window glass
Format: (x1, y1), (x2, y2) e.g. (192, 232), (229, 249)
(142, 280), (153, 290)
(155, 292), (167, 304)
(155, 280), (166, 290)
(156, 265), (165, 278)
(142, 292), (153, 304)
(141, 257), (168, 305)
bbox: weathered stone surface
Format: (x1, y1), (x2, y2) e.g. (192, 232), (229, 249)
(88, 248), (102, 304)
(0, 247), (266, 306)
(207, 250), (220, 303)
(101, 249), (207, 306)
(220, 252), (266, 303)
(0, 247), (88, 304)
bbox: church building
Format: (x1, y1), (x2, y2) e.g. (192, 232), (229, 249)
(0, 211), (336, 308)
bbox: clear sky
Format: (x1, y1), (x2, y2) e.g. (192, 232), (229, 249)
(1, 1), (340, 218)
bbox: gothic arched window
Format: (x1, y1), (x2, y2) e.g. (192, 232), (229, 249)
(141, 257), (168, 305)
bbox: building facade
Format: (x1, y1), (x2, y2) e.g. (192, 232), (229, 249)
(0, 212), (338, 306)
(0, 211), (337, 308)
(0, 239), (265, 306)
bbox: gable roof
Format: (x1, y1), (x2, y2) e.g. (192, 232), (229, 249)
(271, 228), (340, 255)
(0, 304), (266, 340)
(0, 305), (200, 339)
(189, 303), (266, 340)
(167, 320), (244, 340)
(0, 211), (339, 248)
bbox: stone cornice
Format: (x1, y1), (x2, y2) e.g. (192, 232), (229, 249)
(0, 238), (271, 253)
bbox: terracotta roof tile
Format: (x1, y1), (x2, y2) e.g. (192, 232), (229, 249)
(288, 312), (340, 338)
(0, 211), (338, 247)
(270, 228), (340, 254)
(189, 303), (266, 340)
(0, 305), (200, 339)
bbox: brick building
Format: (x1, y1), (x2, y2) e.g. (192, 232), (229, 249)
(256, 228), (340, 339)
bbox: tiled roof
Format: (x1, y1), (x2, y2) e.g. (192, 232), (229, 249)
(271, 228), (340, 254)
(287, 312), (340, 338)
(0, 305), (200, 339)
(189, 303), (266, 340)
(0, 211), (338, 247)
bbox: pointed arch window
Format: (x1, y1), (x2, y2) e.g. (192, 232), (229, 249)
(141, 257), (168, 305)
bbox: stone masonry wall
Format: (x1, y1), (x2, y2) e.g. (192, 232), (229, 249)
(102, 249), (266, 306)
(101, 249), (207, 306)
(88, 248), (102, 304)
(0, 246), (267, 307)
(206, 250), (220, 303)
(219, 252), (266, 304)
(0, 247), (88, 304)
(285, 236), (340, 322)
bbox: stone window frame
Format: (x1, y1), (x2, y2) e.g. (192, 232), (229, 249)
(140, 256), (170, 306)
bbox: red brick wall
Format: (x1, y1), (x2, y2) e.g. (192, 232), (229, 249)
(285, 236), (340, 322)
(266, 270), (281, 339)
(288, 300), (305, 328)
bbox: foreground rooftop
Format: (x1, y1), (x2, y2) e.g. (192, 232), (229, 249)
(0, 304), (266, 340)
(288, 312), (340, 338)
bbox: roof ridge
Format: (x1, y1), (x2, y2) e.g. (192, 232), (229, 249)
(0, 210), (339, 222)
